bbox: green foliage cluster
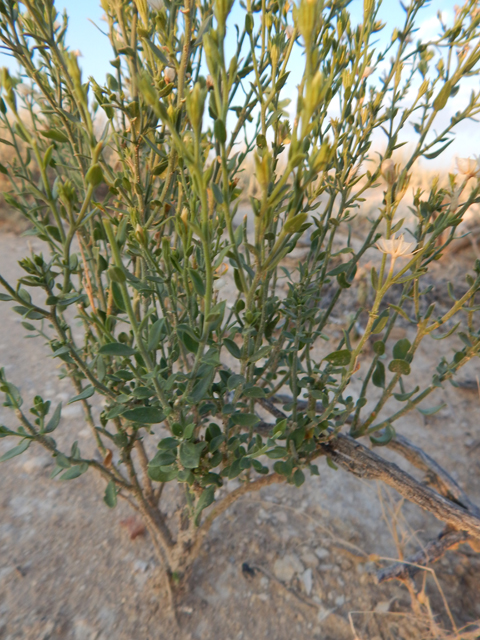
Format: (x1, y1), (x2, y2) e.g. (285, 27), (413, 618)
(1, 0), (480, 578)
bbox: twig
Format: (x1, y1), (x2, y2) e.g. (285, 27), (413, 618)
(377, 529), (470, 583)
(321, 435), (480, 542)
(386, 434), (480, 517)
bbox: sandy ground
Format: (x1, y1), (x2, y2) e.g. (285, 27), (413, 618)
(1, 232), (480, 640)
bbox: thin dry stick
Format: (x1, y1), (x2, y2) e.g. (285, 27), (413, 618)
(320, 434), (480, 542)
(377, 530), (470, 583)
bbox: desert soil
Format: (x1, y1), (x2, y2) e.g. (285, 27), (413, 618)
(0, 231), (480, 640)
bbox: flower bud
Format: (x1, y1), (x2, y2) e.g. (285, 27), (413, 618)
(164, 67), (176, 84)
(180, 207), (189, 229)
(381, 158), (397, 186)
(135, 224), (147, 245)
(206, 75), (214, 90)
(186, 81), (207, 133)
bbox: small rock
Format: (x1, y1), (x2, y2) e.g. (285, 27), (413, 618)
(374, 598), (394, 613)
(317, 564), (335, 572)
(315, 547), (330, 560)
(273, 554), (304, 582)
(301, 568), (313, 596)
(257, 508), (269, 521)
(22, 456), (50, 474)
(79, 428), (90, 439)
(275, 511), (288, 524)
(301, 551), (319, 567)
(335, 594), (345, 607)
(133, 560), (149, 573)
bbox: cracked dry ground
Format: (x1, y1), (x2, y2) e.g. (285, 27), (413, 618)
(0, 232), (480, 640)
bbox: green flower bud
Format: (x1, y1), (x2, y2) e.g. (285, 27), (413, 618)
(86, 164), (104, 187)
(186, 82), (207, 133)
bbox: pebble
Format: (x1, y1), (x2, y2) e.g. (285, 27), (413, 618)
(301, 568), (313, 595)
(273, 553), (304, 582)
(335, 594), (345, 607)
(315, 547), (330, 560)
(132, 560), (149, 573)
(300, 550), (319, 567)
(22, 456), (50, 474)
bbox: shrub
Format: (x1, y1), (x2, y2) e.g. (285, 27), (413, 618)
(1, 0), (480, 596)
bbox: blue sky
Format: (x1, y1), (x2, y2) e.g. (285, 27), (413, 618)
(0, 1), (478, 167)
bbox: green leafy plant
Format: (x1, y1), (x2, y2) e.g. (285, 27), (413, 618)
(1, 0), (480, 599)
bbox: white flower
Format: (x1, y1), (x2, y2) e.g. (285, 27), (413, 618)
(164, 67), (176, 84)
(147, 0), (164, 10)
(362, 66), (374, 79)
(456, 156), (480, 180)
(376, 234), (416, 259)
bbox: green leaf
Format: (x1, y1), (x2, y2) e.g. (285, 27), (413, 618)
(67, 385), (94, 404)
(142, 38), (169, 64)
(370, 424), (396, 446)
(158, 437), (179, 450)
(231, 413), (260, 427)
(44, 403), (62, 433)
(212, 183), (224, 204)
(189, 373), (213, 402)
(422, 139), (454, 160)
(372, 361), (385, 388)
(372, 311), (389, 334)
(59, 462), (89, 480)
(224, 338), (242, 359)
(179, 441), (206, 469)
(147, 319), (165, 351)
(242, 386), (266, 399)
(194, 485), (215, 526)
(150, 450), (176, 466)
(417, 403), (446, 416)
(99, 342), (136, 357)
(0, 294), (13, 301)
(325, 350), (351, 366)
(104, 480), (117, 508)
(40, 129), (69, 143)
(388, 304), (413, 323)
(293, 468), (305, 487)
(0, 162), (8, 175)
(373, 341), (385, 356)
(214, 119), (227, 144)
(189, 269), (206, 296)
(326, 457), (338, 470)
(327, 261), (352, 276)
(122, 406), (165, 424)
(393, 386), (419, 402)
(227, 374), (245, 390)
(248, 345), (271, 363)
(392, 338), (411, 360)
(0, 439), (30, 462)
(148, 465), (178, 482)
(284, 213), (308, 234)
(337, 272), (351, 289)
(388, 359), (411, 375)
(178, 329), (200, 354)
